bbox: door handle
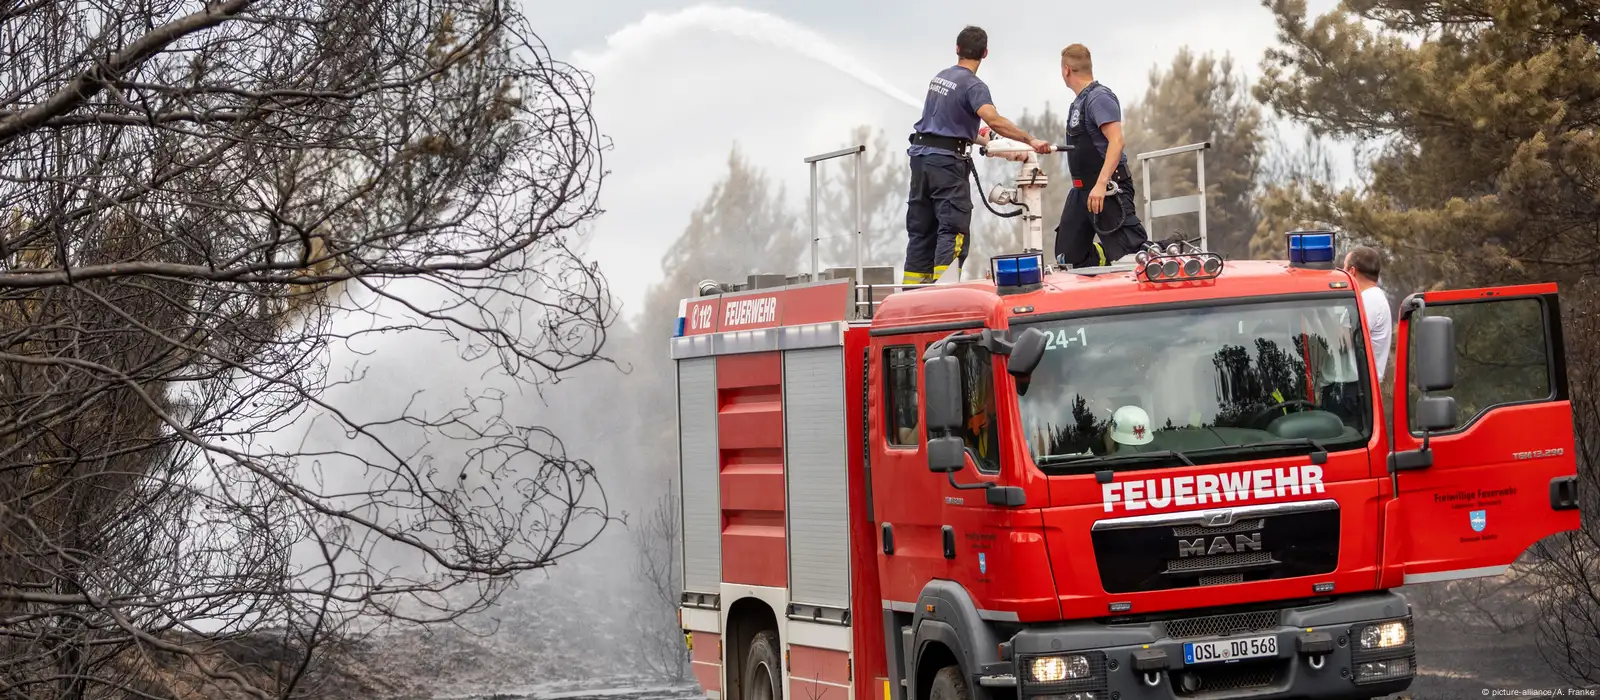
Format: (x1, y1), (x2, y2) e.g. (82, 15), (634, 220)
(1551, 475), (1579, 511)
(1388, 449), (1433, 472)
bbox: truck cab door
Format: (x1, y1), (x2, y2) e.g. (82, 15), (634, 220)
(1386, 283), (1581, 585)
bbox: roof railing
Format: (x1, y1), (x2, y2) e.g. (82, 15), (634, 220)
(1136, 141), (1212, 252)
(804, 145), (868, 285)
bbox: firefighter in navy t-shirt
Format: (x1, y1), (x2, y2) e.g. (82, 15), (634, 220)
(904, 26), (1050, 286)
(1054, 43), (1150, 269)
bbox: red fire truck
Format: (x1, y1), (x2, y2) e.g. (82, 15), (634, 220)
(670, 233), (1581, 700)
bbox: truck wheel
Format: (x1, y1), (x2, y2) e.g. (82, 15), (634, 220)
(743, 630), (782, 700)
(930, 666), (970, 700)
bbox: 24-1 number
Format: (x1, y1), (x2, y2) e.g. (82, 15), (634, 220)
(1043, 327), (1087, 350)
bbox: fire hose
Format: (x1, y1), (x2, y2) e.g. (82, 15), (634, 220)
(966, 143), (1125, 236)
(1091, 179), (1128, 237)
(966, 160), (1023, 219)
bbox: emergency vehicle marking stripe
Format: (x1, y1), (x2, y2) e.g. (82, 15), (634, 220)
(1403, 565), (1510, 585)
(788, 618), (853, 651)
(673, 322), (847, 359)
(671, 332), (715, 359)
(881, 600), (1019, 622)
(713, 328), (781, 357)
(678, 358), (723, 594)
(680, 606), (720, 632)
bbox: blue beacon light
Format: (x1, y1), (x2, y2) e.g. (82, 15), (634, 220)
(992, 252), (1045, 293)
(1286, 230), (1337, 269)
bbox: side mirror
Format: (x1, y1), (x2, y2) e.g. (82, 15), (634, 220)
(925, 355), (963, 432)
(927, 436), (966, 473)
(1414, 396), (1458, 432)
(1413, 315), (1456, 392)
(1006, 327), (1048, 378)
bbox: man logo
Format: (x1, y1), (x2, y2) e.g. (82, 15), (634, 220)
(1179, 533), (1263, 558)
(1469, 509), (1487, 533)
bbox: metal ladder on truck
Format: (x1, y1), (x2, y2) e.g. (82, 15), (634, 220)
(1135, 141), (1213, 252)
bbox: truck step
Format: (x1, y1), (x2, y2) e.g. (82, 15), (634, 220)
(977, 675), (1017, 688)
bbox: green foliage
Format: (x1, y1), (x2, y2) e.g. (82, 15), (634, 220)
(974, 50), (1265, 267)
(1254, 0), (1600, 286)
(1125, 48), (1266, 259)
(818, 126), (908, 269)
(656, 146), (807, 299)
(629, 147), (806, 483)
(1254, 0), (1600, 681)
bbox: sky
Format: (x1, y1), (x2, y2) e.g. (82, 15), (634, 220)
(530, 0), (1343, 318)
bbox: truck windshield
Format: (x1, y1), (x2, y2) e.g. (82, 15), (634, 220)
(1016, 296), (1373, 472)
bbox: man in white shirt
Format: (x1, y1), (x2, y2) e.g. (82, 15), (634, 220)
(1343, 245), (1392, 380)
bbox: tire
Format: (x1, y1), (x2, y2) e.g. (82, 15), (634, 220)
(743, 630), (782, 700)
(930, 665), (970, 700)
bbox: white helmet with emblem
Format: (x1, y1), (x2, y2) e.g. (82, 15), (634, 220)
(1109, 405), (1154, 446)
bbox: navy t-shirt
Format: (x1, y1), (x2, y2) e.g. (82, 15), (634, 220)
(1068, 84), (1128, 169)
(908, 65), (993, 157)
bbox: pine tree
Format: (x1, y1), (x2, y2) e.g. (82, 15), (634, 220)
(1124, 48), (1265, 259)
(1254, 0), (1600, 682)
(657, 146), (807, 293)
(631, 146), (807, 478)
(1254, 0), (1600, 285)
(818, 125), (907, 272)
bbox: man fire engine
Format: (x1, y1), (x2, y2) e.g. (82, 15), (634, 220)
(669, 139), (1582, 700)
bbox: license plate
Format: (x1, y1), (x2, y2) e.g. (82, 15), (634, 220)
(1184, 634), (1278, 664)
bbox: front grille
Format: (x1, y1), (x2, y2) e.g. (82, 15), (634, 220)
(1165, 610), (1280, 640)
(1167, 550), (1275, 572)
(1173, 660), (1280, 696)
(1198, 573), (1243, 586)
(1172, 519), (1264, 537)
(1090, 503), (1340, 593)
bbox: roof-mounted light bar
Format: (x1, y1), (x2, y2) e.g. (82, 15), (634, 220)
(1135, 241), (1224, 284)
(991, 252), (1044, 294)
(1287, 229), (1337, 269)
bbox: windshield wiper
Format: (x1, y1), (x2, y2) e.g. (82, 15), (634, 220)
(1036, 449), (1196, 469)
(1184, 438), (1331, 463)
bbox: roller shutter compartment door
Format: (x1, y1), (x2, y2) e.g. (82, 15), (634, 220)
(782, 347), (850, 608)
(678, 357), (722, 594)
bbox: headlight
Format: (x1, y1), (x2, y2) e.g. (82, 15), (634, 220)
(1029, 655), (1091, 683)
(1357, 620), (1408, 650)
(1355, 657), (1415, 684)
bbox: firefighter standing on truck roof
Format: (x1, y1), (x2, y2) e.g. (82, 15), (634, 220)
(904, 25), (1050, 286)
(1054, 43), (1150, 269)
